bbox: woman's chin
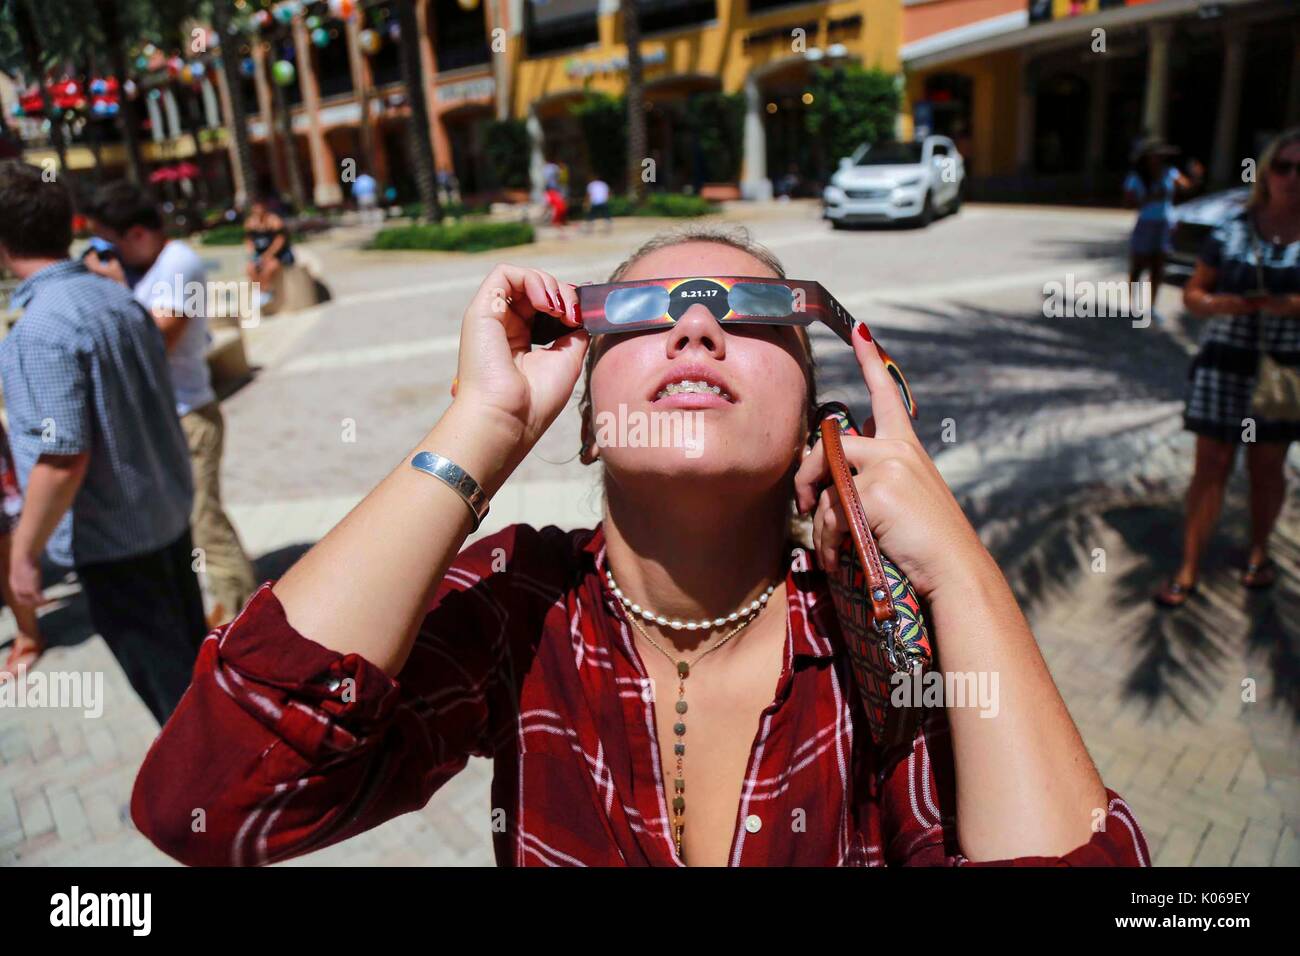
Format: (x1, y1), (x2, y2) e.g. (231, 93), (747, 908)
(603, 448), (787, 484)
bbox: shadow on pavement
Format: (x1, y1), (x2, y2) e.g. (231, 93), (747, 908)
(810, 297), (1299, 724)
(0, 542), (318, 658)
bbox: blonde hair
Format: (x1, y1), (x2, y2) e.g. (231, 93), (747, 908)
(1248, 127), (1300, 211)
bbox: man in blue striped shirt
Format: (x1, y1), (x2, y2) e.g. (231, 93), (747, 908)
(0, 162), (205, 723)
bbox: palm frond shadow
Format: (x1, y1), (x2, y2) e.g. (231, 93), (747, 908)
(807, 298), (1299, 724)
(813, 300), (1192, 455)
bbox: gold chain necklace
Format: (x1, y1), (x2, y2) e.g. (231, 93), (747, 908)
(622, 604), (764, 859)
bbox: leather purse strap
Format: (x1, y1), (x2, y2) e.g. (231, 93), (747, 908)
(818, 414), (898, 627)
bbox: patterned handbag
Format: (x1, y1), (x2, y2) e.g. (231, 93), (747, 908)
(1248, 233), (1300, 422)
(810, 401), (933, 756)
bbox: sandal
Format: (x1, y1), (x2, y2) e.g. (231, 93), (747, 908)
(0, 635), (44, 683)
(1153, 578), (1199, 608)
(1241, 557), (1278, 590)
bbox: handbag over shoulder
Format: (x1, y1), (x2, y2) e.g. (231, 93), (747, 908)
(809, 401), (934, 762)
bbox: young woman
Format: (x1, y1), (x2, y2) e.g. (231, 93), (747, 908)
(1155, 128), (1300, 607)
(1123, 141), (1202, 321)
(243, 197), (294, 298)
(131, 226), (1147, 867)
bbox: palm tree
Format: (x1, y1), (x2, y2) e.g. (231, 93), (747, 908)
(622, 0), (646, 202)
(208, 0), (256, 208)
(94, 0), (145, 185)
(9, 0), (71, 177)
(394, 0), (440, 221)
(269, 47), (308, 212)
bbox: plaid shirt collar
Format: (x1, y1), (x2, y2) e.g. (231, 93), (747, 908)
(577, 520), (837, 663)
(11, 259), (85, 309)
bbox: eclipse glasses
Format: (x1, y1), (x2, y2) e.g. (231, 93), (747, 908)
(530, 275), (917, 418)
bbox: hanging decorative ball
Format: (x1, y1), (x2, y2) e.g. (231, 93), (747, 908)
(271, 60), (297, 87)
(305, 15), (321, 29)
(191, 62), (206, 79)
(253, 10), (272, 28)
(358, 28), (381, 54)
(180, 65), (194, 84)
(387, 22), (400, 41)
(208, 29), (220, 50)
(168, 57), (184, 77)
(135, 55), (149, 70)
(124, 79), (138, 98)
(240, 57), (256, 76)
(329, 0), (356, 20)
(143, 43), (157, 56)
(11, 104), (23, 118)
(273, 2), (296, 24)
(63, 80), (79, 96)
(148, 88), (162, 101)
(89, 78), (107, 95)
(457, 0), (480, 10)
(311, 27), (330, 47)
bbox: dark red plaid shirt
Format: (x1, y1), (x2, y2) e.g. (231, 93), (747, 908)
(132, 522), (1149, 866)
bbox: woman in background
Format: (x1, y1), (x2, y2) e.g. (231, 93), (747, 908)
(243, 197), (294, 304)
(1155, 128), (1300, 607)
(1123, 140), (1202, 322)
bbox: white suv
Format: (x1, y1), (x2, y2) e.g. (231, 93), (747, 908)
(823, 136), (965, 228)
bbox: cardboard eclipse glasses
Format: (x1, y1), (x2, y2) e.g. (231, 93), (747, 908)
(530, 275), (917, 418)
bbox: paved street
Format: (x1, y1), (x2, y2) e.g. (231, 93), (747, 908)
(2, 200), (1297, 866)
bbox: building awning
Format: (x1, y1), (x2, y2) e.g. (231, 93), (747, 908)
(903, 0), (1273, 72)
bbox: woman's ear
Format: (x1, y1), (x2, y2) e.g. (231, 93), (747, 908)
(579, 416), (600, 465)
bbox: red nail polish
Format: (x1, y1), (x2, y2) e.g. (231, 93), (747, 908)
(855, 323), (872, 343)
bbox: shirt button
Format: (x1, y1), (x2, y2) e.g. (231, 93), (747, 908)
(744, 814), (762, 834)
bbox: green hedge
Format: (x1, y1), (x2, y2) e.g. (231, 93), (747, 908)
(369, 221), (535, 252)
(607, 194), (719, 218)
(200, 223), (249, 246)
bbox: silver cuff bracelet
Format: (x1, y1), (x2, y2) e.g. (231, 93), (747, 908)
(410, 451), (490, 531)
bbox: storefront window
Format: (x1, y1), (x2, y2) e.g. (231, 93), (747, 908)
(434, 0), (491, 72)
(638, 0), (716, 35)
(748, 0), (815, 14)
(315, 26), (354, 99)
(526, 0), (599, 56)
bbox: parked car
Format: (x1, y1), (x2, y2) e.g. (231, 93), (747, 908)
(1166, 186), (1249, 278)
(822, 136), (965, 228)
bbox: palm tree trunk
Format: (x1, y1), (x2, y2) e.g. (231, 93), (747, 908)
(94, 0), (145, 186)
(271, 75), (308, 211)
(13, 0), (70, 179)
(210, 0), (257, 208)
(395, 0), (440, 221)
(622, 1), (646, 201)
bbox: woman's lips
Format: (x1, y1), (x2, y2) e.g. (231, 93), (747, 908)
(652, 390), (734, 410)
(647, 366), (738, 408)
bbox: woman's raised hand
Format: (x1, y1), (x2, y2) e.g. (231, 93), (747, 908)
(453, 264), (590, 448)
(793, 327), (988, 603)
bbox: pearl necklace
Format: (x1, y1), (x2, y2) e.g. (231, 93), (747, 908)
(604, 569), (775, 630)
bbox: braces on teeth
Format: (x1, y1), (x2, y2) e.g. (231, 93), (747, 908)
(657, 380), (730, 399)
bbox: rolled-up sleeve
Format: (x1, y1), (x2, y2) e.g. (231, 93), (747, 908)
(878, 708), (1150, 867)
(131, 523), (563, 866)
